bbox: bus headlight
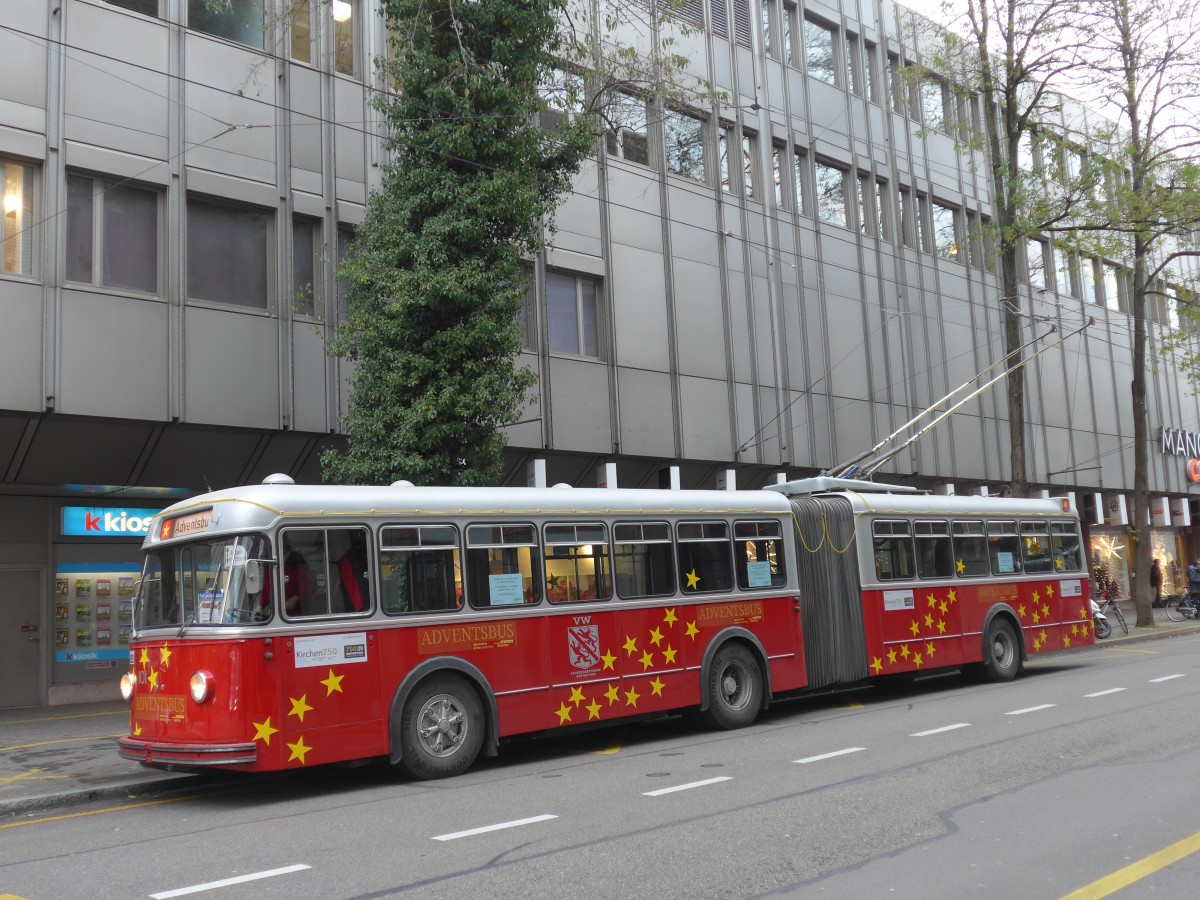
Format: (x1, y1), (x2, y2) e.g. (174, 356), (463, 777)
(119, 672), (134, 701)
(189, 670), (215, 704)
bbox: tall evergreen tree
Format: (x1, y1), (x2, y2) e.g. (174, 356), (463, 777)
(323, 0), (595, 486)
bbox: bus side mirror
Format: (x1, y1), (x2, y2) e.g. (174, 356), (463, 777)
(244, 560), (262, 595)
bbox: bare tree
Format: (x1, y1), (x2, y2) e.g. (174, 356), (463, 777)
(1079, 0), (1200, 627)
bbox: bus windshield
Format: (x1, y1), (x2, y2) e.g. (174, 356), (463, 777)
(136, 534), (271, 629)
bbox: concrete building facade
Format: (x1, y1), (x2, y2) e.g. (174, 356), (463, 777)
(1, 0), (1198, 706)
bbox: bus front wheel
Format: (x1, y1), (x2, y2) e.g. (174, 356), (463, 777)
(702, 643), (762, 730)
(399, 675), (485, 780)
(980, 619), (1021, 683)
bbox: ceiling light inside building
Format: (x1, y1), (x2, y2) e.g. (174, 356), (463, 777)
(332, 1), (352, 22)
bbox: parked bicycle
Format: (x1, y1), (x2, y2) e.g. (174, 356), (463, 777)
(1091, 582), (1128, 635)
(1164, 591), (1200, 622)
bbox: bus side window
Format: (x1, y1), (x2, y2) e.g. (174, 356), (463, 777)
(281, 527), (373, 617)
(1051, 521), (1083, 572)
(952, 521), (989, 576)
(465, 524), (539, 608)
(544, 523), (611, 603)
(1020, 521), (1052, 573)
(677, 521), (733, 593)
(872, 520), (915, 580)
(613, 522), (675, 598)
(734, 520), (787, 589)
(379, 525), (461, 615)
(987, 520), (1022, 576)
(915, 520), (953, 579)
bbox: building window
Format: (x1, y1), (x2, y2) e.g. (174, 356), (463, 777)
(290, 0), (313, 64)
(2, 158), (35, 277)
(1082, 257), (1101, 305)
(719, 125), (735, 194)
(1053, 244), (1075, 297)
(547, 271), (600, 357)
(664, 109), (706, 183)
(540, 69), (585, 133)
(732, 0), (753, 47)
(782, 2), (798, 65)
(793, 148), (808, 215)
(846, 34), (861, 96)
(1027, 238), (1046, 287)
(712, 0), (729, 39)
(814, 161), (847, 227)
(673, 0), (704, 27)
(887, 53), (905, 112)
(292, 216), (321, 319)
(921, 78), (947, 131)
(743, 132), (758, 200)
(772, 144), (786, 208)
(898, 186), (914, 248)
(187, 196), (271, 310)
(856, 173), (871, 235)
(105, 0), (159, 15)
(761, 0), (775, 57)
(804, 18), (837, 85)
(335, 224), (354, 321)
(332, 0), (358, 76)
(863, 41), (878, 102)
(966, 211), (981, 268)
(931, 201), (959, 262)
(1102, 263), (1124, 312)
(915, 194), (930, 252)
(65, 174), (160, 294)
(187, 0), (264, 51)
(875, 179), (889, 240)
(605, 93), (650, 166)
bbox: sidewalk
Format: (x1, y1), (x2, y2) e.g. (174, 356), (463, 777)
(3, 608), (1198, 818)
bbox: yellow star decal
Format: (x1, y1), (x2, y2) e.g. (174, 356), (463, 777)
(555, 701), (573, 724)
(1063, 635), (1072, 648)
(289, 694), (313, 722)
(1032, 610), (1041, 624)
(623, 635), (638, 656)
(139, 648), (149, 667)
(604, 683), (620, 705)
(899, 643), (910, 660)
(887, 648), (898, 664)
(287, 736), (311, 764)
(1040, 629), (1049, 644)
(927, 593), (937, 608)
(685, 621), (699, 640)
(320, 669), (345, 696)
(147, 669), (159, 689)
(586, 699), (603, 720)
(624, 686), (641, 707)
(252, 717), (278, 745)
(1055, 557), (1063, 570)
(956, 559), (965, 574)
(939, 600), (948, 615)
(1018, 603), (1027, 619)
(910, 620), (921, 637)
(648, 627), (665, 646)
(685, 569), (700, 590)
(912, 652), (923, 668)
(1043, 604), (1050, 619)
(937, 619), (947, 635)
(1032, 590), (1041, 604)
(947, 588), (957, 604)
(640, 650), (655, 671)
(1045, 584), (1055, 597)
(1078, 606), (1088, 621)
(663, 608), (678, 626)
(924, 613), (934, 628)
(1071, 623), (1079, 636)
(159, 646), (172, 668)
(601, 649), (617, 670)
(133, 723), (142, 737)
(925, 642), (936, 657)
(870, 656), (883, 674)
(662, 645), (678, 665)
(650, 677), (665, 696)
(569, 685), (585, 707)
(1081, 620), (1090, 635)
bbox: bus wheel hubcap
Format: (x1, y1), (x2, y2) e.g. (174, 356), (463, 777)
(418, 695), (466, 757)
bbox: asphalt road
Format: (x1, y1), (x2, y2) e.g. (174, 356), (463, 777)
(2, 635), (1199, 900)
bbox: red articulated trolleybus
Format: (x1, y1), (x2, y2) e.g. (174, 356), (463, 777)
(118, 475), (1093, 779)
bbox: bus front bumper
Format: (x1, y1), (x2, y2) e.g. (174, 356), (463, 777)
(118, 736), (258, 767)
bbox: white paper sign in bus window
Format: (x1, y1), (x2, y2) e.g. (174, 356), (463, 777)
(489, 573), (524, 605)
(746, 561), (773, 588)
(294, 632), (369, 669)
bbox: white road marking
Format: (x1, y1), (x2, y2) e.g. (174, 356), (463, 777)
(1006, 704), (1056, 715)
(910, 723), (970, 737)
(794, 747), (866, 764)
(150, 864), (310, 898)
(432, 814), (558, 841)
(643, 776), (733, 797)
(1085, 687), (1126, 697)
(1150, 674), (1186, 683)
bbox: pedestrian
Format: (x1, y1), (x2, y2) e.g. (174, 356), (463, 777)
(1150, 558), (1163, 608)
(1187, 558), (1200, 604)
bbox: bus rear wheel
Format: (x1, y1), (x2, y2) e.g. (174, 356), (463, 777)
(980, 619), (1021, 683)
(399, 675), (484, 780)
(702, 643), (762, 730)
